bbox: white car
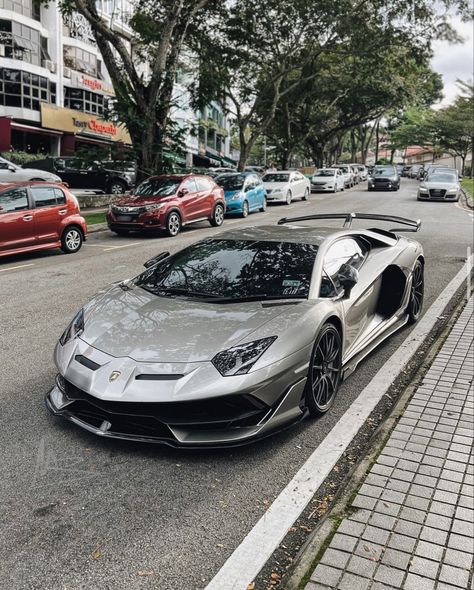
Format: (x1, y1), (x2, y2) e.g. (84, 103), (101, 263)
(0, 156), (61, 183)
(311, 168), (345, 193)
(334, 164), (354, 188)
(262, 170), (310, 204)
(357, 165), (368, 181)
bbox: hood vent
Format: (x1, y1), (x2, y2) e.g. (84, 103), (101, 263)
(135, 374), (184, 381)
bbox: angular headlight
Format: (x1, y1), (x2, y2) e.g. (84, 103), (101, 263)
(146, 203), (164, 212)
(230, 192), (243, 200)
(212, 337), (277, 376)
(59, 309), (84, 346)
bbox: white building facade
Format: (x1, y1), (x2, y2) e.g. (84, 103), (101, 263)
(0, 0), (235, 167)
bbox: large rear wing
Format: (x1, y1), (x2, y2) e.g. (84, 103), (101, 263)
(277, 212), (421, 232)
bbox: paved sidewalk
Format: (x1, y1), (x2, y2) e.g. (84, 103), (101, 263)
(305, 297), (474, 590)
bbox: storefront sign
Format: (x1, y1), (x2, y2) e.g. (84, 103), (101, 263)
(70, 71), (115, 96)
(41, 104), (131, 143)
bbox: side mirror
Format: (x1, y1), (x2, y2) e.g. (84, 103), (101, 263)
(244, 184), (252, 192)
(178, 188), (189, 197)
(144, 251), (170, 268)
(8, 164), (16, 172)
(458, 175), (463, 180)
(337, 263), (359, 296)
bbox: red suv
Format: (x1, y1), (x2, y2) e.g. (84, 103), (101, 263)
(0, 182), (87, 258)
(106, 174), (226, 237)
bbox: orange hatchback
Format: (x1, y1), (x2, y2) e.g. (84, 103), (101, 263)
(0, 182), (87, 258)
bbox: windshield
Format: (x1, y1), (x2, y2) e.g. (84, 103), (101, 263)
(427, 173), (457, 183)
(217, 174), (246, 190)
(314, 170), (335, 177)
(136, 239), (318, 301)
(262, 173), (290, 183)
(135, 178), (181, 196)
(336, 166), (348, 173)
(373, 167), (395, 176)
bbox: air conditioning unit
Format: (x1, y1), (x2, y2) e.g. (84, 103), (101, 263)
(0, 45), (5, 57)
(63, 66), (72, 78)
(43, 60), (57, 73)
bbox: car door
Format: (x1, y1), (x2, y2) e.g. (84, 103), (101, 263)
(178, 178), (200, 221)
(322, 238), (377, 356)
(243, 177), (256, 209)
(0, 185), (36, 253)
(30, 185), (67, 244)
(194, 177), (215, 217)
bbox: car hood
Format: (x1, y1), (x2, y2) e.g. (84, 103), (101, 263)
(224, 189), (243, 198)
(422, 182), (458, 190)
(80, 286), (292, 362)
(263, 182), (289, 190)
(115, 194), (174, 207)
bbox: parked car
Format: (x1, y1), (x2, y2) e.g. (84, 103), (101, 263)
(0, 156), (62, 183)
(23, 157), (132, 195)
(0, 181), (86, 258)
(401, 165), (412, 177)
(417, 169), (461, 202)
(102, 160), (137, 187)
(334, 165), (354, 188)
(368, 165), (400, 191)
(46, 212), (424, 447)
(422, 164), (461, 180)
(262, 170), (310, 204)
(245, 165), (265, 176)
(311, 168), (345, 193)
(349, 164), (360, 184)
(215, 172), (266, 217)
(408, 164), (424, 179)
(208, 167), (236, 177)
(357, 165), (369, 181)
(106, 174), (226, 237)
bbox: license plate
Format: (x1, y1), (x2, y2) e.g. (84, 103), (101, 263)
(117, 215), (132, 222)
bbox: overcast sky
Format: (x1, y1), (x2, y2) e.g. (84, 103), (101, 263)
(431, 16), (473, 107)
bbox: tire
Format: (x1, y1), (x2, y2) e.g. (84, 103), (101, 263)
(260, 197), (267, 212)
(286, 191), (292, 205)
(61, 226), (83, 254)
(407, 260), (424, 324)
(113, 229), (130, 236)
(305, 323), (342, 416)
(166, 211), (182, 236)
(210, 203), (225, 227)
(302, 188), (309, 201)
(108, 180), (127, 195)
(241, 200), (249, 217)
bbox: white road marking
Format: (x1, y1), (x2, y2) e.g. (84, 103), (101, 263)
(0, 263), (35, 273)
(102, 242), (141, 252)
(205, 254), (474, 590)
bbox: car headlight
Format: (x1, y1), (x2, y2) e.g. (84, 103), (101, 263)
(419, 185), (428, 192)
(211, 336), (277, 376)
(230, 192), (243, 200)
(446, 189), (458, 194)
(146, 203), (164, 212)
(59, 309), (84, 346)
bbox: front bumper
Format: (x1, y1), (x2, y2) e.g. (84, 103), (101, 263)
(266, 192), (286, 202)
(46, 338), (310, 447)
(311, 184), (334, 192)
(417, 191), (458, 201)
(107, 211), (165, 231)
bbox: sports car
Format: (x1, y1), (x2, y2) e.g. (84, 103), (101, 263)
(46, 213), (424, 448)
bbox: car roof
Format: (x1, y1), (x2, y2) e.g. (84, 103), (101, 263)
(0, 181), (66, 189)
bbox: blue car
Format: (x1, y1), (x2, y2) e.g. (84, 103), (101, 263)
(216, 172), (267, 217)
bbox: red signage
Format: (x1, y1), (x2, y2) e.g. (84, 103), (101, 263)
(88, 119), (117, 136)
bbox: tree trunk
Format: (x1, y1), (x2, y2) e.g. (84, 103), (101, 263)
(374, 119), (380, 163)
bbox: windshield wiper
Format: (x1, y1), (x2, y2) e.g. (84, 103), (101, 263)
(207, 294), (307, 303)
(140, 285), (218, 299)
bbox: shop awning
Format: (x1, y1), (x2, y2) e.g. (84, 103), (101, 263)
(222, 155), (237, 166)
(12, 122), (63, 137)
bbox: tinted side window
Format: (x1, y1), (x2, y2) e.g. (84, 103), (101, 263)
(31, 186), (57, 207)
(196, 178), (213, 192)
(0, 187), (29, 213)
(181, 179), (198, 193)
(54, 188), (66, 204)
(323, 239), (367, 292)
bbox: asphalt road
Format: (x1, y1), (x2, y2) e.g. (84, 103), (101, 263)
(0, 179), (472, 590)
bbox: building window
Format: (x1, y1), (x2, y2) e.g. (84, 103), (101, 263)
(63, 45), (98, 77)
(0, 67), (56, 109)
(0, 19), (43, 65)
(64, 86), (105, 115)
(0, 0), (39, 20)
(63, 12), (95, 46)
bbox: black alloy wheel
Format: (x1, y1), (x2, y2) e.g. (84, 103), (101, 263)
(408, 260), (424, 323)
(109, 181), (127, 195)
(305, 323), (342, 416)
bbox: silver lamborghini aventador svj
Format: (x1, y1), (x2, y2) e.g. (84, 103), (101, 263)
(46, 213), (424, 447)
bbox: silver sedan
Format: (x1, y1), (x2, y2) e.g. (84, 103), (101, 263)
(417, 170), (461, 201)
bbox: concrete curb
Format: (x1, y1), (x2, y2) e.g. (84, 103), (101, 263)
(87, 223), (109, 234)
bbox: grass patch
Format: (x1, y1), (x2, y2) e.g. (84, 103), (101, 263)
(462, 178), (473, 203)
(296, 516), (343, 590)
(83, 211), (106, 225)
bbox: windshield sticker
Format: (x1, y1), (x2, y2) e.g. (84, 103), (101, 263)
(283, 280), (301, 288)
